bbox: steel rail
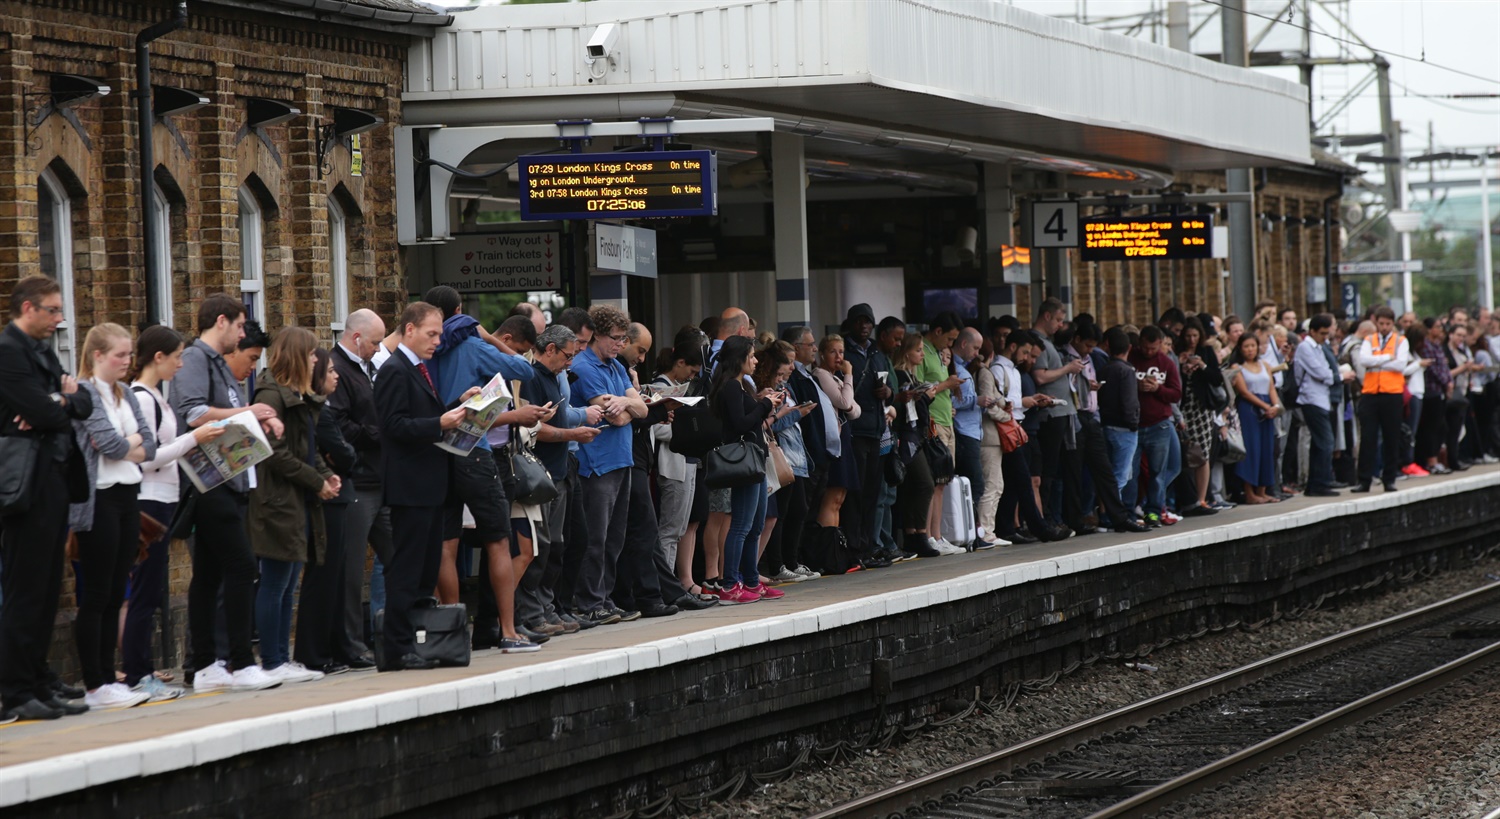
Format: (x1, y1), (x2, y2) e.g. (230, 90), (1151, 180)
(808, 581), (1500, 819)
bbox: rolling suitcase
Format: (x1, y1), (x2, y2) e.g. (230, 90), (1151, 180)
(941, 475), (977, 548)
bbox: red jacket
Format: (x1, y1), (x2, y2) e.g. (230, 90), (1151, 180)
(1126, 349), (1181, 428)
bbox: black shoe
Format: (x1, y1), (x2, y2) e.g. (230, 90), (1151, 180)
(516, 624), (552, 644)
(1071, 525), (1099, 537)
(906, 533), (941, 558)
(640, 603), (679, 618)
(1115, 519), (1150, 533)
(859, 555), (893, 570)
(578, 608), (622, 626)
(1182, 503), (1217, 517)
(3, 700), (64, 721)
(1305, 488), (1341, 497)
(1383, 482), (1399, 492)
(41, 696), (88, 716)
(1040, 525), (1073, 542)
(611, 608), (642, 622)
(343, 656), (377, 672)
(51, 680), (85, 700)
(316, 662), (351, 676)
(1351, 483), (1372, 493)
(1005, 531), (1039, 544)
(676, 594), (718, 611)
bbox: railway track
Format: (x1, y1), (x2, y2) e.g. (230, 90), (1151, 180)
(808, 582), (1500, 819)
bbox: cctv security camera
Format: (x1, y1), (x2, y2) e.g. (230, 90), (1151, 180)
(586, 23), (620, 61)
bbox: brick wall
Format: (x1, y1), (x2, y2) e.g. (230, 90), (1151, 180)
(0, 0), (415, 682)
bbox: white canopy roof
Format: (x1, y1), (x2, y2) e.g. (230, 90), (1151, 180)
(405, 0), (1311, 183)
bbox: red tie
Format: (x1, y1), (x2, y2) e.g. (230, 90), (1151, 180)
(417, 362), (437, 396)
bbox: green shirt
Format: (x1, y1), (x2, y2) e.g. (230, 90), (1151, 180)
(916, 338), (953, 427)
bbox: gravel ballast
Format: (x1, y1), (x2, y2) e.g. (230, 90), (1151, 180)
(686, 554), (1500, 819)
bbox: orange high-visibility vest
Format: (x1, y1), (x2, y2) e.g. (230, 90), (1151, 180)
(1362, 333), (1405, 394)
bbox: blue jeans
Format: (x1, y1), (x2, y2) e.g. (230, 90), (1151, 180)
(256, 558), (301, 670)
(1134, 420), (1181, 515)
(1104, 426), (1139, 501)
(724, 479), (769, 586)
(1302, 404), (1336, 490)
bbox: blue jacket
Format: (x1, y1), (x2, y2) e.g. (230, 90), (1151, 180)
(426, 314), (533, 450)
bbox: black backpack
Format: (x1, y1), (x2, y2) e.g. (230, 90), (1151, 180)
(668, 342), (722, 459)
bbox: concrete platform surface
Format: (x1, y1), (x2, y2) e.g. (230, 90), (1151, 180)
(1, 465), (1496, 807)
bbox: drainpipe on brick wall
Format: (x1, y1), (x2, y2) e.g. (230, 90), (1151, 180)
(137, 0), (187, 326)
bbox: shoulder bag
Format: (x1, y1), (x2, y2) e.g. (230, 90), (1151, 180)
(993, 364), (1030, 454)
(765, 432), (794, 494)
(509, 434), (558, 506)
(921, 422), (955, 485)
(704, 435), (767, 489)
(1217, 426), (1247, 464)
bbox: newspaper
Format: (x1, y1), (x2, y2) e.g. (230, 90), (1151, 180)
(641, 382), (704, 406)
(177, 410), (273, 494)
(436, 372), (513, 456)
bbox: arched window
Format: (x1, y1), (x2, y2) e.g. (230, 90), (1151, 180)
(237, 186), (266, 323)
(37, 168), (78, 372)
(150, 182), (174, 328)
(329, 196), (349, 335)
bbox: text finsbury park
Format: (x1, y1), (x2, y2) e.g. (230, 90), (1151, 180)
(518, 150), (718, 221)
(1079, 215), (1214, 262)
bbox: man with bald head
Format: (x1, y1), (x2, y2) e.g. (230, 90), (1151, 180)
(509, 301), (546, 337)
(711, 307), (752, 374)
(327, 308), (392, 669)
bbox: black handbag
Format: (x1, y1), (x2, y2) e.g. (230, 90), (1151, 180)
(668, 402), (722, 459)
(922, 433), (955, 485)
(0, 435), (42, 516)
(703, 437), (766, 489)
(509, 431), (558, 506)
(372, 597), (471, 668)
(883, 450), (906, 486)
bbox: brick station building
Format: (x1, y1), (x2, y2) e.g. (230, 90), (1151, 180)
(0, 0), (448, 678)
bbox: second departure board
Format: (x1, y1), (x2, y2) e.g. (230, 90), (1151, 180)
(518, 150), (717, 220)
(1079, 215), (1214, 261)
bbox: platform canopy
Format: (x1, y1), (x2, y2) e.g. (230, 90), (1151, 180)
(404, 0), (1311, 183)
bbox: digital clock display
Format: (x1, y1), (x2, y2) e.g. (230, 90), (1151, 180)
(1079, 215), (1214, 262)
(518, 150), (717, 220)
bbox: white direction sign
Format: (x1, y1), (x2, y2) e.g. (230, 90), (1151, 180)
(433, 231), (562, 293)
(1031, 201), (1080, 248)
(593, 223), (658, 278)
(1337, 260), (1424, 275)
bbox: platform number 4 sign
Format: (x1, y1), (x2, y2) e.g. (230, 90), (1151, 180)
(1031, 201), (1079, 248)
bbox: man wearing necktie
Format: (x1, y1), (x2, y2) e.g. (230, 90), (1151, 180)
(374, 303), (476, 670)
(326, 308), (389, 670)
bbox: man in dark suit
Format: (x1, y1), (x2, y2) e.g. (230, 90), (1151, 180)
(0, 276), (93, 721)
(375, 302), (475, 670)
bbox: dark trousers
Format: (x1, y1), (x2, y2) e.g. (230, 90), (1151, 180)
(573, 467), (630, 613)
(1416, 393), (1446, 465)
(554, 456), (588, 614)
(616, 465), (670, 610)
(954, 434), (985, 528)
(295, 501), (348, 668)
(1444, 394), (1469, 464)
(341, 486), (391, 661)
(1302, 404), (1336, 491)
(998, 446), (1049, 538)
(841, 436), (882, 559)
(0, 460), (69, 708)
(383, 504), (444, 660)
(1358, 393), (1404, 486)
(1038, 415), (1085, 528)
(763, 476), (810, 573)
(188, 489), (256, 671)
(1075, 413), (1133, 525)
(895, 450), (935, 531)
(123, 498), (175, 687)
(74, 483), (141, 691)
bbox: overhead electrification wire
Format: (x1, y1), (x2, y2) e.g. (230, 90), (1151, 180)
(1199, 0), (1500, 87)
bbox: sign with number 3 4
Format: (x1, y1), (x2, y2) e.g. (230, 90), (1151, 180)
(1031, 201), (1080, 248)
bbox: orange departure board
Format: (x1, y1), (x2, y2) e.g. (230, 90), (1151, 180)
(1080, 216), (1213, 261)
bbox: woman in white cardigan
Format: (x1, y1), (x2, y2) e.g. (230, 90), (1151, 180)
(122, 326), (224, 702)
(811, 335), (861, 529)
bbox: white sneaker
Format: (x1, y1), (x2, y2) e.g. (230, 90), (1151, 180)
(192, 660), (234, 693)
(935, 538), (965, 555)
(229, 665), (282, 692)
(85, 682), (150, 710)
(267, 661), (324, 684)
(133, 676), (185, 702)
(769, 568), (804, 584)
(792, 564), (819, 579)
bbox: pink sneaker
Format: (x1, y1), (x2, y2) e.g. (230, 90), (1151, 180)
(716, 582), (761, 605)
(745, 583), (785, 600)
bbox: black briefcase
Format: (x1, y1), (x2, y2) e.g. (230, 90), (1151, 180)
(373, 598), (471, 668)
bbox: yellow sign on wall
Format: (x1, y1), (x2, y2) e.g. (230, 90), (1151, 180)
(350, 134), (363, 177)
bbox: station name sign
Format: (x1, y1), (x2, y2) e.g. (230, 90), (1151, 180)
(1080, 215), (1214, 261)
(518, 150), (717, 221)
